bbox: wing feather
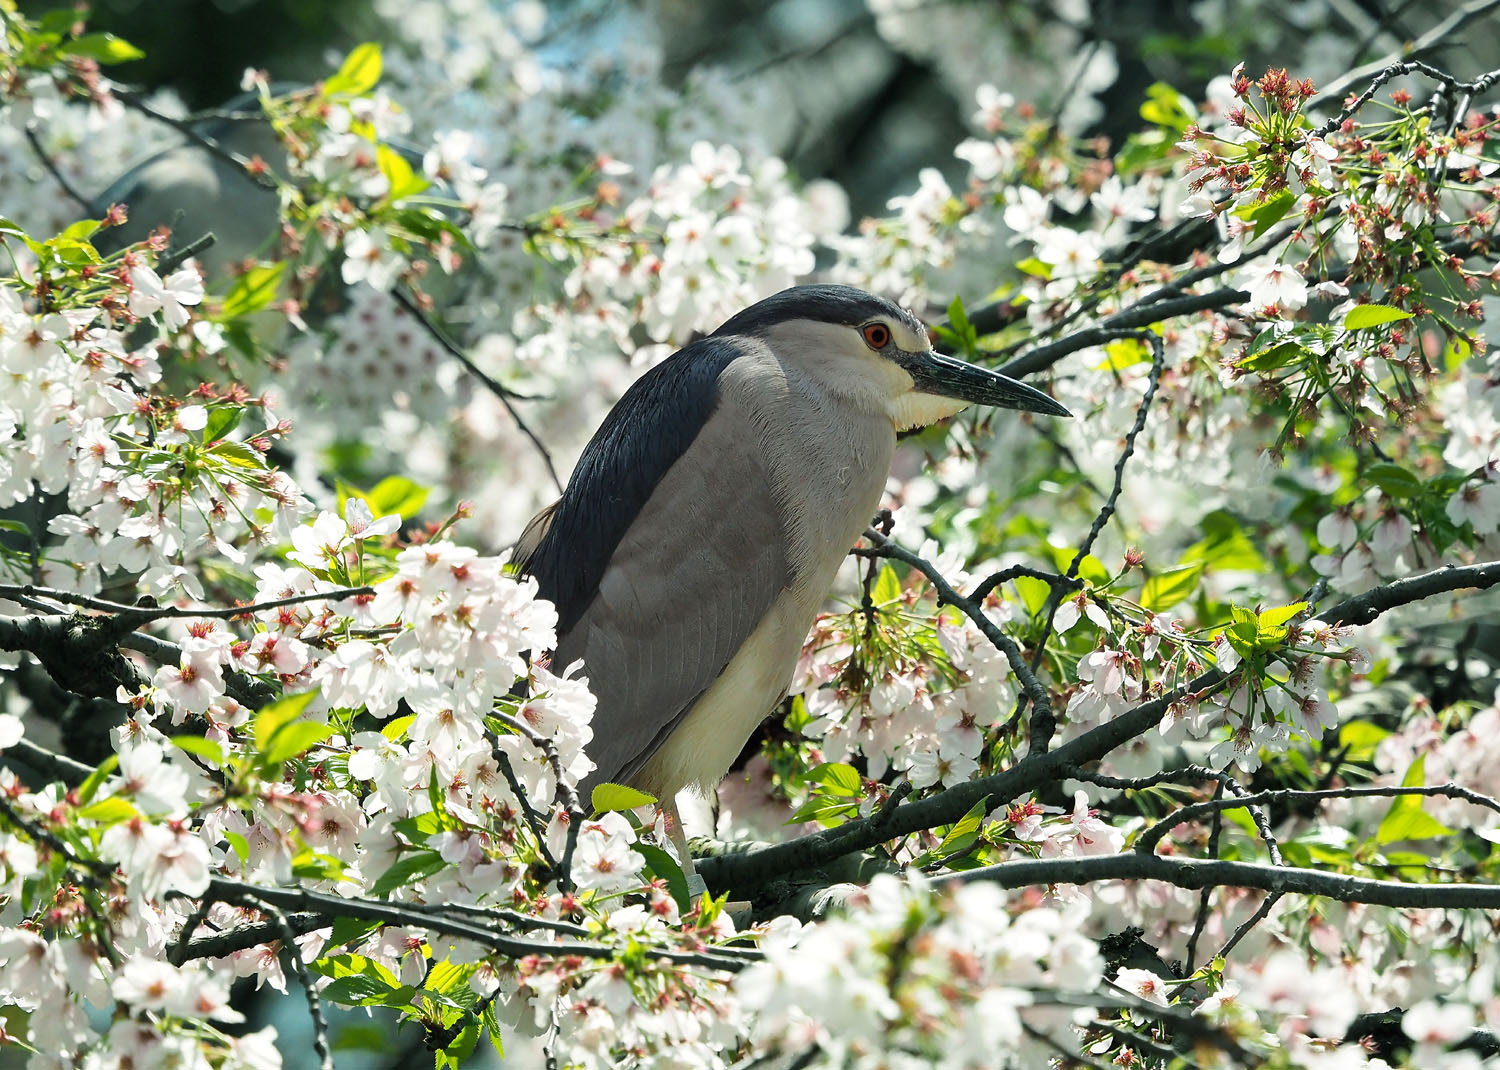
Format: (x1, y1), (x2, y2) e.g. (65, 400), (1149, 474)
(555, 399), (789, 793)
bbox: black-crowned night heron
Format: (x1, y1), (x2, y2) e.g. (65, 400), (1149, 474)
(517, 284), (1069, 879)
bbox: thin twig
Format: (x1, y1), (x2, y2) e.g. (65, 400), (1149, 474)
(947, 852), (1500, 910)
(862, 529), (1056, 757)
(1136, 781), (1500, 855)
(23, 123), (91, 210)
(260, 901), (336, 1070)
(1217, 890), (1284, 959)
(391, 288), (562, 494)
(1020, 332), (1167, 755)
(192, 877), (755, 970)
(492, 746), (559, 871)
(1184, 780), (1226, 972)
(105, 83), (278, 192)
(4, 583), (374, 624)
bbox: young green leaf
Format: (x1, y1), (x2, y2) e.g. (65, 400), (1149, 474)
(253, 689), (320, 752)
(1140, 562), (1204, 612)
(370, 850), (446, 897)
(591, 782), (657, 813)
(1344, 304), (1414, 330)
(323, 43), (383, 97)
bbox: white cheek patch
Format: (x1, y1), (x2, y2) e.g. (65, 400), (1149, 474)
(885, 391), (971, 431)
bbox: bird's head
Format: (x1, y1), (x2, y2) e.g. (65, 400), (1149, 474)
(714, 284), (1071, 430)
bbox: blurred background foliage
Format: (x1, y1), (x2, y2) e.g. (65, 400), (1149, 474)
(18, 0), (1500, 220)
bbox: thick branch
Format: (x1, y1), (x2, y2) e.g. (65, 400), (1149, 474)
(997, 289), (1248, 380)
(1136, 781), (1500, 855)
(186, 878), (755, 972)
(699, 561), (1500, 893)
(1319, 561), (1500, 627)
(949, 853), (1500, 910)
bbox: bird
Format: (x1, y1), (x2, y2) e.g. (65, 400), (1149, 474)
(516, 284), (1069, 881)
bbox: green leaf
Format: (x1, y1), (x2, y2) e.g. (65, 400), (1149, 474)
(1238, 340), (1308, 373)
(944, 294), (980, 358)
(322, 974), (399, 1005)
(370, 850), (445, 897)
(424, 960), (475, 997)
(1139, 81), (1194, 132)
(217, 262), (286, 321)
(871, 564), (902, 608)
(1140, 562), (1203, 612)
(1444, 336), (1473, 371)
(223, 831), (250, 865)
(591, 782), (657, 813)
(1228, 603), (1260, 646)
(393, 811), (445, 842)
(935, 795), (990, 858)
(807, 762), (862, 797)
(207, 441), (267, 469)
(1233, 189), (1295, 241)
(252, 684), (319, 759)
(1012, 575), (1051, 616)
(1183, 513), (1268, 573)
(333, 1024), (390, 1052)
(438, 1015), (481, 1066)
(74, 755), (119, 805)
(367, 475), (428, 519)
(201, 405), (243, 444)
(1045, 546), (1110, 586)
(59, 32), (146, 64)
(1014, 257), (1052, 279)
(1343, 304), (1414, 330)
(77, 796), (138, 825)
(377, 145), (430, 203)
(254, 689), (320, 752)
(60, 219), (101, 242)
(170, 735), (225, 767)
(1363, 463), (1422, 499)
(376, 147), (421, 200)
(788, 795), (858, 827)
(1098, 337), (1150, 370)
(482, 1003), (506, 1058)
(292, 849), (347, 881)
(632, 842), (692, 912)
(1257, 601), (1307, 631)
(1377, 755), (1455, 844)
(326, 916), (382, 950)
(323, 42), (383, 97)
(261, 721), (334, 767)
(1338, 720), (1390, 762)
(381, 713), (416, 741)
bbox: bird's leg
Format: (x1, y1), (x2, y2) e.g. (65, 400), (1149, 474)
(663, 798), (708, 899)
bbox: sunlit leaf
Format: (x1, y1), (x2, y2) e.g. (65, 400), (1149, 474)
(1344, 304), (1414, 330)
(591, 782), (657, 813)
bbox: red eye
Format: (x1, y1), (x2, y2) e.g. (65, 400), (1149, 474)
(861, 323), (891, 349)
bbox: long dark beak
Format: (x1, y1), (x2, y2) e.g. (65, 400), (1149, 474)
(900, 350), (1072, 417)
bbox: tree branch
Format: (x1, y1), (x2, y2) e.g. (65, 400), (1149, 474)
(997, 289), (1249, 380)
(187, 877), (756, 971)
(1135, 781), (1500, 855)
(948, 852), (1500, 910)
(698, 561), (1500, 894)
